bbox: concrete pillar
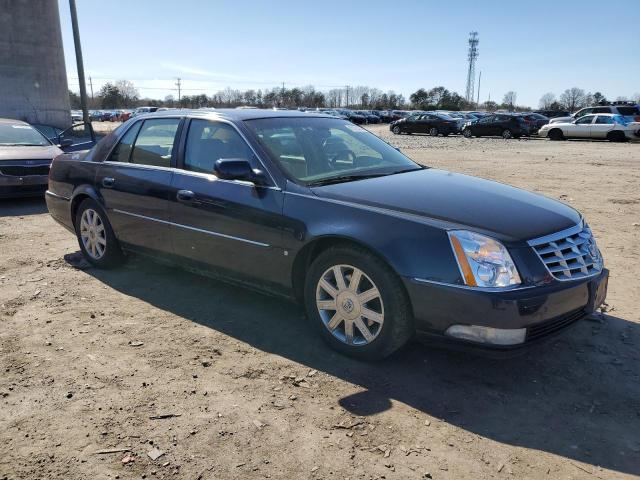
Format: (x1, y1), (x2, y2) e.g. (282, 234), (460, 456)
(0, 0), (71, 128)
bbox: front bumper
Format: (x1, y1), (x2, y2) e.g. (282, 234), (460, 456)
(0, 173), (48, 198)
(404, 268), (609, 355)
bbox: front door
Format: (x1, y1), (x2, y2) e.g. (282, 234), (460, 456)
(168, 119), (287, 287)
(97, 117), (182, 254)
(570, 115), (595, 138)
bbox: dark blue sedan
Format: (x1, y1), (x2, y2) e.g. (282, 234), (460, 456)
(46, 109), (609, 359)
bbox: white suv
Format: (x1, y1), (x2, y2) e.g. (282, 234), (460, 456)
(549, 104), (640, 124)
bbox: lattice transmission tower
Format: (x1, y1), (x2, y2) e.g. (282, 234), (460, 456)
(465, 32), (479, 103)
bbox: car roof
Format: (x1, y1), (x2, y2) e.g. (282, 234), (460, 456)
(135, 108), (331, 122)
(0, 118), (30, 126)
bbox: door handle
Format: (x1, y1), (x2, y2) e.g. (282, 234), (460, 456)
(102, 177), (115, 188)
(176, 189), (195, 202)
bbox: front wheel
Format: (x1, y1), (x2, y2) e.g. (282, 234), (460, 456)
(392, 125), (401, 134)
(502, 129), (513, 139)
(304, 245), (413, 360)
(548, 129), (565, 141)
(75, 198), (123, 268)
(462, 128), (473, 138)
(429, 127), (439, 136)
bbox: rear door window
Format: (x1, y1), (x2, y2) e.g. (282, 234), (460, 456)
(617, 106), (639, 116)
(109, 121), (142, 163)
(595, 116), (615, 124)
(130, 118), (181, 167)
(592, 107), (612, 114)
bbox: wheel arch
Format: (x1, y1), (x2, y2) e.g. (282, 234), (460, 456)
(70, 185), (102, 228)
(290, 235), (403, 305)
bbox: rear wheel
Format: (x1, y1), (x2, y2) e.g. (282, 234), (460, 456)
(74, 198), (123, 268)
(607, 130), (627, 142)
(304, 245), (413, 360)
(502, 129), (513, 139)
(548, 129), (565, 141)
(392, 125), (401, 134)
(429, 127), (439, 136)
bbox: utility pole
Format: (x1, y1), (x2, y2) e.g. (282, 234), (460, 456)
(345, 85), (350, 107)
(281, 82), (285, 107)
(69, 0), (90, 130)
(175, 78), (182, 102)
(89, 76), (94, 100)
(476, 71), (481, 108)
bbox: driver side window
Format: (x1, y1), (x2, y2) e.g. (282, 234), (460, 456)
(576, 116), (594, 125)
(184, 120), (255, 174)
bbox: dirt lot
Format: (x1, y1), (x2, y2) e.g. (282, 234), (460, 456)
(1, 126), (639, 480)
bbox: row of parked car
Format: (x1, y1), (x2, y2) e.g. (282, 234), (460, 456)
(385, 106), (640, 142)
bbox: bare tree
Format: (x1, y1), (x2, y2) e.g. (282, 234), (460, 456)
(559, 87), (586, 112)
(503, 91), (517, 110)
(114, 80), (139, 105)
(633, 93), (640, 103)
(539, 92), (556, 109)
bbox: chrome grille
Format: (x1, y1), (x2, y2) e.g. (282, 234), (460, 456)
(528, 222), (603, 281)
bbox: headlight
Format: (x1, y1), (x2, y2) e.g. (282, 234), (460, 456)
(448, 230), (521, 288)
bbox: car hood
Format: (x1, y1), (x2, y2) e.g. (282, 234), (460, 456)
(310, 168), (581, 243)
(0, 145), (62, 161)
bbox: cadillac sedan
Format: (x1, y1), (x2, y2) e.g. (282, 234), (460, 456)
(46, 110), (608, 359)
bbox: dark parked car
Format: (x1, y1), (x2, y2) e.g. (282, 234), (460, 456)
(390, 113), (458, 136)
(519, 113), (549, 134)
(462, 114), (531, 139)
(355, 111), (380, 124)
(533, 109), (571, 119)
(340, 110), (367, 124)
(0, 118), (64, 198)
(46, 110), (608, 359)
(372, 110), (392, 123)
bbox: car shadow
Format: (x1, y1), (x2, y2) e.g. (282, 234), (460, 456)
(81, 255), (639, 476)
(0, 197), (48, 217)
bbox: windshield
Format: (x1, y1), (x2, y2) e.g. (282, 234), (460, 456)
(244, 117), (421, 185)
(0, 123), (50, 146)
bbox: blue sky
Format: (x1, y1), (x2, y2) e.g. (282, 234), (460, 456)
(59, 0), (640, 107)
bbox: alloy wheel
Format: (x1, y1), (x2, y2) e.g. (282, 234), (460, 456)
(463, 129), (472, 138)
(80, 208), (107, 260)
(315, 264), (384, 346)
(392, 126), (401, 134)
(502, 129), (513, 139)
(429, 127), (439, 136)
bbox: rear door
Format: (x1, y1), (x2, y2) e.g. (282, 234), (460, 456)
(168, 118), (287, 286)
(97, 117), (182, 254)
(590, 115), (615, 139)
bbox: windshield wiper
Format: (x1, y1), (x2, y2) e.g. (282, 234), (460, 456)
(307, 173), (389, 187)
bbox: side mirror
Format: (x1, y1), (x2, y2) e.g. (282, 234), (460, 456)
(59, 138), (73, 148)
(214, 159), (266, 185)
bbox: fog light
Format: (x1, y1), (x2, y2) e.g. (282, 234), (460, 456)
(445, 325), (526, 345)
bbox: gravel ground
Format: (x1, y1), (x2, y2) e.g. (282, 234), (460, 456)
(1, 125), (639, 479)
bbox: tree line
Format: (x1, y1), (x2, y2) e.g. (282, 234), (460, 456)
(69, 80), (639, 112)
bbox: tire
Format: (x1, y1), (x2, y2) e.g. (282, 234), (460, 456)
(304, 245), (413, 360)
(548, 129), (564, 141)
(607, 131), (627, 143)
(462, 128), (473, 138)
(392, 125), (401, 135)
(74, 198), (123, 268)
(502, 129), (513, 139)
(429, 127), (439, 136)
